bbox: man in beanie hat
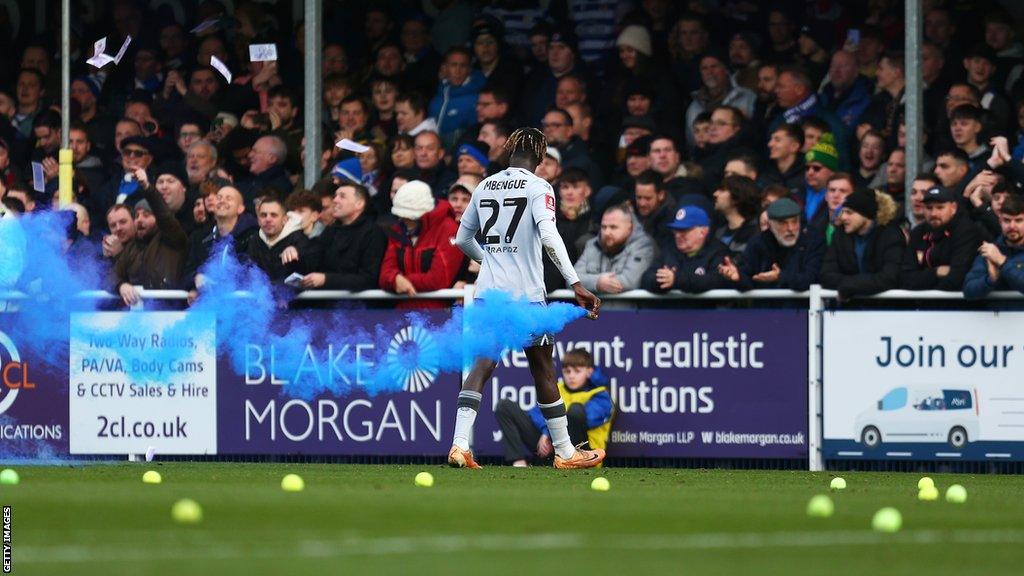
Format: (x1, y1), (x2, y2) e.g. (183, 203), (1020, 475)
(641, 205), (728, 293)
(379, 180), (464, 309)
(820, 187), (905, 299)
(719, 198), (825, 291)
(617, 25), (653, 60)
(110, 167), (189, 306)
(456, 141), (491, 177)
(800, 132), (840, 235)
(900, 184), (983, 291)
(152, 161), (198, 235)
(331, 157), (363, 186)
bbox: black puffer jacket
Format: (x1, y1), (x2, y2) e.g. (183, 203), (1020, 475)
(900, 209), (982, 291)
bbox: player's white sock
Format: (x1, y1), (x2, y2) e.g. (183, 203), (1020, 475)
(452, 390), (482, 451)
(539, 399), (575, 459)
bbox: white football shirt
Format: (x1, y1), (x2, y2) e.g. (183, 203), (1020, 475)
(459, 167), (556, 302)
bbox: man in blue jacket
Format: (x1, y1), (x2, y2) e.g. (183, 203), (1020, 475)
(428, 47), (486, 149)
(964, 193), (1024, 297)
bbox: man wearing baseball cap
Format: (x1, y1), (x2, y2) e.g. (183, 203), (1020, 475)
(820, 188), (905, 299)
(900, 184), (983, 291)
(641, 205), (727, 294)
(719, 197), (824, 291)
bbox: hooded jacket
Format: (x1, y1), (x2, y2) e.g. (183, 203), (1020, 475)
(379, 199), (464, 308)
(244, 213), (309, 281)
(574, 214), (657, 293)
(428, 70), (487, 144)
(900, 208), (982, 291)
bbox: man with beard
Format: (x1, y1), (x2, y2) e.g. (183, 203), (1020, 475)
(820, 188), (905, 299)
(718, 198), (824, 291)
(110, 169), (189, 306)
(901, 184), (982, 291)
(573, 204), (656, 295)
(964, 194), (1024, 297)
(633, 169), (674, 249)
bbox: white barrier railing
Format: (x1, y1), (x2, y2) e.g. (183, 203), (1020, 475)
(4, 287), (1024, 302)
(3, 285), (1023, 470)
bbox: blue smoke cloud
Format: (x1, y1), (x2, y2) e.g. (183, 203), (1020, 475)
(2, 216), (586, 400)
(0, 212), (106, 364)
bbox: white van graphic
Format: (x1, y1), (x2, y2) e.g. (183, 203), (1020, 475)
(854, 387), (979, 449)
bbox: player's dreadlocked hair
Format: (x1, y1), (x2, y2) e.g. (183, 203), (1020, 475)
(504, 127), (547, 164)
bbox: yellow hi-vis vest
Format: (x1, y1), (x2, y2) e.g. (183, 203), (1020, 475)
(557, 379), (614, 452)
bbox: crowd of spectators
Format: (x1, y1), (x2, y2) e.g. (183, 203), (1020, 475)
(3, 0), (1024, 305)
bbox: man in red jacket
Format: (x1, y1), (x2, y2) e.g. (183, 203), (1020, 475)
(379, 180), (464, 308)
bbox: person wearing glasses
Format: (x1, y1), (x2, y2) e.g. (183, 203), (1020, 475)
(96, 135), (156, 219)
(800, 133), (840, 237)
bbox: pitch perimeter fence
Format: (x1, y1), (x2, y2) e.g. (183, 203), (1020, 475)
(2, 286), (1024, 473)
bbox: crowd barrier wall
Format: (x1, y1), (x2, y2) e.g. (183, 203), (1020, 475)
(2, 286), (1023, 471)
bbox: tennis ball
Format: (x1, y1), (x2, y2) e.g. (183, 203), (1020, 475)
(806, 494), (834, 518)
(414, 472), (434, 487)
(281, 474), (305, 492)
(591, 477), (610, 492)
(142, 470), (162, 484)
(945, 484), (967, 503)
(0, 469), (19, 485)
(829, 477), (847, 491)
(917, 477), (934, 490)
(918, 486), (939, 501)
(171, 499), (202, 524)
(871, 507), (902, 533)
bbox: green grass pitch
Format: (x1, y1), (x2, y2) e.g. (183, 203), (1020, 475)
(3, 463), (1024, 575)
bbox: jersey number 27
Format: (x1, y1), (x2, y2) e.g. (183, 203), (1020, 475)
(480, 197), (527, 245)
